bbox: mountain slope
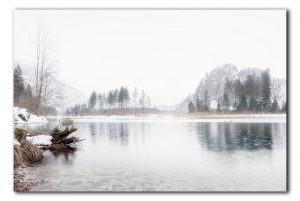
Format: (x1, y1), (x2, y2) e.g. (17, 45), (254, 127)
(177, 63), (286, 112)
(54, 80), (87, 111)
(18, 64), (87, 112)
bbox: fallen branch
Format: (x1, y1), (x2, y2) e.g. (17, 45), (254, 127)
(40, 126), (83, 152)
(50, 126), (77, 144)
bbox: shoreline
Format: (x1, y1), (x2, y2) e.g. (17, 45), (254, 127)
(47, 113), (286, 123)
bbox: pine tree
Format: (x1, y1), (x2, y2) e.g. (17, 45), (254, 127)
(203, 89), (210, 111)
(217, 101), (221, 112)
(25, 84), (33, 97)
(124, 87), (130, 108)
(14, 65), (25, 105)
(108, 91), (114, 108)
(245, 74), (255, 101)
(271, 98), (279, 113)
(224, 78), (234, 104)
(234, 79), (244, 101)
(281, 101), (287, 113)
(102, 93), (107, 109)
(248, 97), (257, 111)
(188, 101), (195, 113)
(98, 93), (103, 109)
(89, 90), (97, 109)
(255, 99), (263, 112)
(237, 94), (248, 111)
(196, 97), (202, 112)
(113, 89), (119, 108)
(222, 92), (230, 111)
(195, 97), (199, 112)
(261, 69), (271, 111)
(118, 87), (125, 108)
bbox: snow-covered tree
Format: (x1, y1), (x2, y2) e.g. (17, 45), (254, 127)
(89, 90), (97, 109)
(222, 92), (230, 111)
(108, 91), (114, 108)
(261, 69), (271, 111)
(188, 101), (195, 113)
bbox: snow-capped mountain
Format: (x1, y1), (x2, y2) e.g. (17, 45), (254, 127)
(53, 80), (87, 111)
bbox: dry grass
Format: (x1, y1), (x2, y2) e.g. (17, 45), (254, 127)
(60, 118), (74, 126)
(14, 144), (24, 167)
(14, 128), (26, 142)
(20, 140), (43, 163)
(14, 168), (32, 192)
(14, 128), (45, 192)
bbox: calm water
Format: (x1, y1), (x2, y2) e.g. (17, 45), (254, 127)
(25, 120), (286, 192)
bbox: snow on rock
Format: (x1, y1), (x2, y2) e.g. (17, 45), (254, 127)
(14, 107), (48, 123)
(27, 135), (52, 145)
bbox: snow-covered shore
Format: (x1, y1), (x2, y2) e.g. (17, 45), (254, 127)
(26, 135), (52, 146)
(49, 113), (286, 123)
(14, 107), (48, 124)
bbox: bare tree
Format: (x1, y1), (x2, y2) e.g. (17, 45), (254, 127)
(32, 23), (57, 115)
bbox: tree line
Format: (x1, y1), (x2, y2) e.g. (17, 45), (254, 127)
(14, 65), (57, 115)
(188, 69), (286, 113)
(65, 87), (157, 116)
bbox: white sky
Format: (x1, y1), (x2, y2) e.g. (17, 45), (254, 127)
(14, 9), (286, 106)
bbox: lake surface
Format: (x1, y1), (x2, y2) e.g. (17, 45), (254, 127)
(25, 119), (286, 192)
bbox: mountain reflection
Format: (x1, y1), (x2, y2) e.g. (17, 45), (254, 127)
(196, 123), (273, 152)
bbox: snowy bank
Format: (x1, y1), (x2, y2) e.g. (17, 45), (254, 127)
(26, 135), (52, 146)
(14, 107), (48, 124)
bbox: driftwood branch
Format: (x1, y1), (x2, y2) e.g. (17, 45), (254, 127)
(42, 126), (83, 152)
(50, 126), (77, 144)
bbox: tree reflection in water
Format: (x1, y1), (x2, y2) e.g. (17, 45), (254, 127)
(46, 149), (76, 164)
(107, 123), (129, 145)
(196, 123), (273, 152)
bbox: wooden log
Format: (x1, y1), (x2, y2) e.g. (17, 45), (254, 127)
(49, 127), (59, 136)
(50, 126), (78, 143)
(37, 126), (83, 152)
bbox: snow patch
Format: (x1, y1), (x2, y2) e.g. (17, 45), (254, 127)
(14, 139), (20, 146)
(14, 107), (48, 124)
(27, 135), (52, 145)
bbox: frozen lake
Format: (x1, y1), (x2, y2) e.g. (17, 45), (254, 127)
(25, 119), (287, 192)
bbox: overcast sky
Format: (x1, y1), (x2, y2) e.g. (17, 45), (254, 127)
(14, 9), (286, 106)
